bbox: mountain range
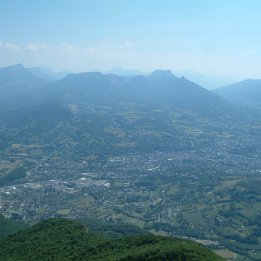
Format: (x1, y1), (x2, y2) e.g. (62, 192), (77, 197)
(0, 63), (259, 157)
(0, 63), (245, 157)
(2, 64), (260, 108)
(0, 64), (238, 115)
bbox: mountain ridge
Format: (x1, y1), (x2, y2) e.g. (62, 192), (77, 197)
(214, 79), (261, 105)
(37, 68), (237, 118)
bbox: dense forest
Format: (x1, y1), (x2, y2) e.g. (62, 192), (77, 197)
(0, 218), (224, 260)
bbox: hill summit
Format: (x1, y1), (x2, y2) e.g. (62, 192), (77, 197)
(0, 218), (224, 260)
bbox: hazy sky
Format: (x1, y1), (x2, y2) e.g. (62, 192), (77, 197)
(1, 0), (261, 79)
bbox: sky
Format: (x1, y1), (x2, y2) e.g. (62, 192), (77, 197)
(1, 0), (261, 81)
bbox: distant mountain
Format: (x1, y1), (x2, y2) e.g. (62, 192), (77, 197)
(27, 67), (57, 82)
(32, 66), (71, 79)
(0, 64), (49, 108)
(40, 69), (236, 118)
(105, 66), (144, 76)
(0, 218), (224, 260)
(215, 79), (261, 105)
(0, 66), (241, 157)
(105, 68), (236, 90)
(144, 70), (235, 116)
(0, 64), (235, 117)
(0, 64), (47, 87)
(173, 70), (235, 90)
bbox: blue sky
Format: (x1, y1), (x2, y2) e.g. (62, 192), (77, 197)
(1, 0), (261, 80)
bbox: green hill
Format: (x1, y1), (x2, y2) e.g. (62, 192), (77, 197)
(0, 214), (28, 239)
(0, 218), (224, 261)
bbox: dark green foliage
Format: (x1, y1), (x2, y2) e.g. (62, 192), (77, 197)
(79, 217), (150, 239)
(0, 218), (224, 260)
(0, 214), (28, 239)
(0, 218), (102, 261)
